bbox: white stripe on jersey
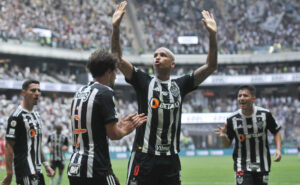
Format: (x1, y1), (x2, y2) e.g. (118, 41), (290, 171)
(23, 113), (36, 175)
(252, 113), (261, 172)
(142, 78), (156, 153)
(155, 80), (165, 156)
(241, 115), (251, 171)
(233, 117), (242, 171)
(262, 112), (269, 171)
(86, 88), (98, 178)
(172, 82), (181, 154)
(109, 175), (116, 185)
(126, 151), (136, 185)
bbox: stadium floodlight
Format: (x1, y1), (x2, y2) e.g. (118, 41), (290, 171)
(177, 36), (198, 45)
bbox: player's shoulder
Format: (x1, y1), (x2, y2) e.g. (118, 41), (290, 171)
(8, 105), (24, 119)
(227, 110), (240, 120)
(255, 106), (270, 114)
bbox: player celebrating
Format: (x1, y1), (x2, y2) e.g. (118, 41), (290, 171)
(67, 49), (147, 185)
(47, 124), (69, 185)
(111, 2), (218, 185)
(216, 85), (282, 185)
(2, 80), (55, 185)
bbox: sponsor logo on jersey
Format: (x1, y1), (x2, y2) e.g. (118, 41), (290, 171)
(155, 144), (171, 152)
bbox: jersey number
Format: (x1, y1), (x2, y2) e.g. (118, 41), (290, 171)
(73, 115), (87, 147)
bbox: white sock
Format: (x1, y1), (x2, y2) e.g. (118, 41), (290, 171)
(57, 175), (62, 185)
(50, 177), (54, 185)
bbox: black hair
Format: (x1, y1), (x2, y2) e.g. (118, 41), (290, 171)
(22, 79), (40, 90)
(86, 49), (118, 78)
(238, 85), (256, 97)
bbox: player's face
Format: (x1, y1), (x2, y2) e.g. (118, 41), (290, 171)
(153, 49), (175, 71)
(237, 89), (256, 111)
(23, 83), (41, 106)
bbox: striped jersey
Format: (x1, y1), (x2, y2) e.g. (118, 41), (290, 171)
(6, 105), (43, 177)
(126, 67), (196, 156)
(226, 106), (281, 172)
(68, 81), (118, 178)
(47, 132), (68, 161)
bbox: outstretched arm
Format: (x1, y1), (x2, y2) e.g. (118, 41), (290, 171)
(111, 1), (134, 80)
(193, 10), (218, 87)
(106, 113), (147, 140)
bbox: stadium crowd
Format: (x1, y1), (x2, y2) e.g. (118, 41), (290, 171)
(0, 0), (299, 54)
(136, 0), (299, 54)
(1, 61), (300, 84)
(0, 0), (133, 50)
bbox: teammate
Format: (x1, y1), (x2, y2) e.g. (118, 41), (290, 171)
(67, 49), (147, 185)
(47, 124), (69, 185)
(0, 133), (5, 170)
(2, 80), (55, 185)
(215, 85), (282, 185)
(111, 2), (218, 185)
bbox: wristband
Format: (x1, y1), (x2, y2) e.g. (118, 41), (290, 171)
(42, 161), (49, 167)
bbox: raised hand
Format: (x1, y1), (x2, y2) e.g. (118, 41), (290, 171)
(202, 10), (217, 35)
(112, 1), (127, 27)
(215, 123), (227, 137)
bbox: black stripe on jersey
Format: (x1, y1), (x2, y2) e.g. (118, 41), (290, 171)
(147, 82), (160, 153)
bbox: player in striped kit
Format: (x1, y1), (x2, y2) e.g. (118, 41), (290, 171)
(67, 49), (147, 185)
(216, 85), (282, 185)
(2, 80), (55, 185)
(111, 2), (218, 185)
(47, 124), (69, 185)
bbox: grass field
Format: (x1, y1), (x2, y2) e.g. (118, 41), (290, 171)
(1, 155), (299, 185)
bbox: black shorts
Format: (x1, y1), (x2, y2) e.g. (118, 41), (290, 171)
(236, 171), (269, 185)
(69, 172), (120, 185)
(51, 160), (65, 170)
(16, 173), (45, 185)
(126, 151), (181, 185)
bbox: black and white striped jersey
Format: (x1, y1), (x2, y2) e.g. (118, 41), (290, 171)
(47, 132), (68, 161)
(126, 67), (196, 156)
(226, 106), (281, 172)
(6, 105), (43, 177)
(68, 81), (118, 178)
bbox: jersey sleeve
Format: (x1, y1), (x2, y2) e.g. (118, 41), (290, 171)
(95, 90), (118, 125)
(266, 112), (281, 135)
(6, 116), (21, 140)
(125, 67), (151, 90)
(226, 118), (235, 141)
(175, 73), (197, 97)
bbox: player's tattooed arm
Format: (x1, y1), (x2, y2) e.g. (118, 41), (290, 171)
(193, 10), (218, 87)
(111, 1), (134, 80)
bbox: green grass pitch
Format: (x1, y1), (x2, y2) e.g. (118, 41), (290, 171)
(1, 155), (299, 185)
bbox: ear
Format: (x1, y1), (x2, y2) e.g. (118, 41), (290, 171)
(171, 60), (175, 68)
(21, 89), (26, 96)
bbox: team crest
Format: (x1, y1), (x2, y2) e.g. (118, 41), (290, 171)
(256, 117), (264, 129)
(10, 120), (17, 127)
(236, 176), (243, 184)
(170, 83), (179, 97)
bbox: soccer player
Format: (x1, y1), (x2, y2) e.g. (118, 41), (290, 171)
(47, 124), (69, 185)
(2, 80), (55, 185)
(111, 2), (218, 185)
(215, 85), (282, 185)
(67, 49), (147, 185)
